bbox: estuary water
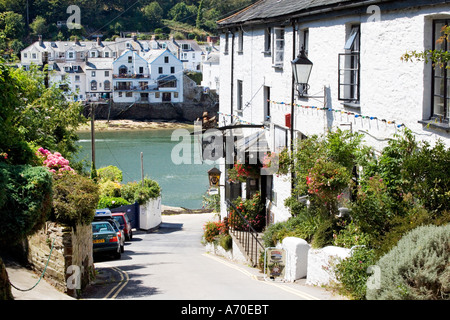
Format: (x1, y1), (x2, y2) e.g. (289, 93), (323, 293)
(76, 129), (211, 209)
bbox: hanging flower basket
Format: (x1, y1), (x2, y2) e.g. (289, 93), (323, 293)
(227, 163), (260, 183)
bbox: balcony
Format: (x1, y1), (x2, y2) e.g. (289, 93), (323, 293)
(113, 73), (150, 79)
(113, 85), (156, 91)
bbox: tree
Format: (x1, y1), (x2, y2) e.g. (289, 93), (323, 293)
(196, 0), (204, 29)
(143, 1), (163, 29)
(29, 15), (48, 37)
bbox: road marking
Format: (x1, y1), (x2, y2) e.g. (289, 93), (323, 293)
(202, 253), (258, 280)
(103, 267), (129, 299)
(202, 253), (319, 300)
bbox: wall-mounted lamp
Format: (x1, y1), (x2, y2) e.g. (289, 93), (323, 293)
(291, 47), (313, 97)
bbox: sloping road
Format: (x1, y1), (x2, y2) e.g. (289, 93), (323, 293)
(82, 212), (342, 301)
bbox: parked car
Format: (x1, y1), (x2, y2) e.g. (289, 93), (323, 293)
(112, 212), (133, 241)
(92, 221), (121, 259)
(94, 209), (125, 253)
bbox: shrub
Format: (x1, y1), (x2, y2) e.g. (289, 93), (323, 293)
(51, 173), (99, 227)
(228, 192), (265, 232)
(203, 221), (228, 243)
(98, 180), (122, 198)
(333, 219), (372, 249)
(202, 193), (220, 212)
(97, 165), (123, 183)
(334, 246), (377, 300)
(97, 196), (130, 209)
(121, 177), (161, 205)
(0, 163), (53, 245)
(366, 224), (450, 300)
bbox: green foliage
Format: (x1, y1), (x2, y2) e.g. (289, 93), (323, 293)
(0, 62), (86, 165)
(0, 163), (53, 246)
(334, 246), (377, 300)
(51, 174), (99, 227)
(97, 197), (130, 210)
(121, 177), (161, 205)
(366, 224), (450, 300)
(202, 220), (228, 243)
(97, 165), (123, 183)
(228, 192), (265, 232)
(261, 206), (324, 247)
(99, 180), (122, 198)
(202, 192), (220, 212)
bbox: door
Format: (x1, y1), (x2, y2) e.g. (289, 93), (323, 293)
(162, 92), (171, 102)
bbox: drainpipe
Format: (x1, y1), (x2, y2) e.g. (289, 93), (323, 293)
(230, 29), (235, 119)
(290, 21), (296, 191)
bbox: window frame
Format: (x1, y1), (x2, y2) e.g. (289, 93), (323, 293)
(272, 27), (285, 68)
(338, 25), (361, 105)
(431, 19), (450, 123)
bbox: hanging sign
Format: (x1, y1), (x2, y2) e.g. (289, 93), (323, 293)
(264, 247), (286, 280)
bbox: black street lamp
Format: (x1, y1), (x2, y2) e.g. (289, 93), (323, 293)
(291, 47), (313, 97)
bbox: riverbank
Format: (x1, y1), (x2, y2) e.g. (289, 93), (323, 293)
(77, 120), (194, 132)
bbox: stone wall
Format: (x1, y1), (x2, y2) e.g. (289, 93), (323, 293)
(27, 222), (93, 298)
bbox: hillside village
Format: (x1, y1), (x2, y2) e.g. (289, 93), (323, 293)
(19, 35), (220, 105)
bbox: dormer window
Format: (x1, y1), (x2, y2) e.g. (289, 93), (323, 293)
(68, 51), (75, 59)
(182, 43), (191, 50)
(64, 66), (71, 72)
(126, 42), (131, 49)
(90, 51), (97, 58)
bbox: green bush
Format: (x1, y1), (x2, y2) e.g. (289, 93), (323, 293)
(261, 207), (323, 247)
(0, 163), (53, 245)
(97, 165), (123, 183)
(334, 246), (377, 300)
(51, 173), (99, 227)
(97, 196), (130, 209)
(121, 178), (161, 205)
(366, 224), (450, 300)
(98, 180), (122, 198)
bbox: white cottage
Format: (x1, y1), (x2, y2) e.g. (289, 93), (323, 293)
(216, 0), (450, 224)
(112, 50), (151, 104)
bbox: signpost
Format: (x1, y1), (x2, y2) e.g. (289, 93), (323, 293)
(264, 247), (286, 281)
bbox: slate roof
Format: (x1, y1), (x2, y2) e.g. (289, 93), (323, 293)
(216, 0), (426, 27)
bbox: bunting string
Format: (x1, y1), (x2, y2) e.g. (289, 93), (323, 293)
(267, 100), (406, 128)
(217, 111), (262, 126)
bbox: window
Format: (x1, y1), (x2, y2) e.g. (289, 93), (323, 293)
(174, 92), (179, 98)
(91, 80), (97, 90)
(300, 29), (309, 55)
(126, 92), (132, 97)
(338, 25), (360, 104)
(32, 53), (37, 59)
(73, 66), (79, 71)
(171, 66), (175, 74)
(431, 19), (450, 122)
(105, 71), (109, 77)
(264, 27), (271, 53)
(90, 51), (96, 58)
(91, 71), (96, 77)
(238, 29), (244, 53)
(164, 56), (169, 63)
(119, 66), (127, 75)
(272, 27), (284, 67)
(224, 32), (229, 54)
(264, 86), (271, 121)
(139, 66), (144, 74)
(182, 43), (190, 50)
(104, 80), (111, 91)
(23, 53), (27, 58)
(159, 67), (163, 74)
(105, 52), (110, 58)
(75, 75), (80, 82)
(237, 80), (243, 113)
(68, 51), (74, 59)
(128, 56), (132, 63)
